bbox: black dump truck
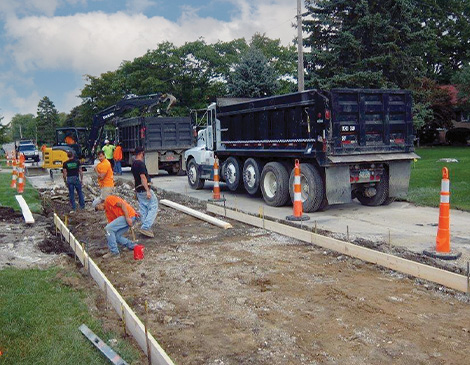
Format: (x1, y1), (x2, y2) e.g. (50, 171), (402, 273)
(184, 88), (418, 212)
(117, 116), (193, 175)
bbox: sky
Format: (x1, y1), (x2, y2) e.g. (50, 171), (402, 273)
(0, 0), (300, 125)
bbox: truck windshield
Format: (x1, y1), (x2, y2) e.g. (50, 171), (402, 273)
(19, 145), (35, 151)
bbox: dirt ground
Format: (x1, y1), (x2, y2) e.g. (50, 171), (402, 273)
(18, 178), (465, 365)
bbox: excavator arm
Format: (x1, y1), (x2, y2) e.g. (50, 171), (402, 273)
(85, 93), (173, 162)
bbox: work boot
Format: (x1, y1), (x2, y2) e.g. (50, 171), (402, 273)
(139, 228), (154, 238)
(102, 252), (120, 259)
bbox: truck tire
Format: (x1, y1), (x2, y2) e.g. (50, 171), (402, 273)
(288, 163), (325, 213)
(224, 157), (242, 192)
(187, 159), (205, 190)
(356, 169), (389, 206)
(243, 158), (264, 196)
(261, 162), (290, 207)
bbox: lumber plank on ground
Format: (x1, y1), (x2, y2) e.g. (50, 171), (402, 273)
(207, 204), (468, 293)
(161, 199), (232, 229)
(53, 213), (174, 365)
(15, 195), (35, 224)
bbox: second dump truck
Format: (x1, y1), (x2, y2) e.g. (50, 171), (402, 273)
(184, 89), (418, 212)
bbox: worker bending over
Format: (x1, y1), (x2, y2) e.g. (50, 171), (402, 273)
(93, 195), (137, 259)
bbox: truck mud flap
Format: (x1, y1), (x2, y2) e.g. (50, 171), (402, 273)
(389, 161), (412, 198)
(145, 151), (159, 175)
(325, 166), (352, 205)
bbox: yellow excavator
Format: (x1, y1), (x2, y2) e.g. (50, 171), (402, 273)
(42, 93), (170, 171)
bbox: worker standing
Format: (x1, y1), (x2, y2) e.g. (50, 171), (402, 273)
(102, 140), (115, 169)
(113, 142), (123, 175)
(62, 151), (85, 212)
(92, 195), (137, 259)
(131, 147), (157, 238)
(94, 150), (114, 199)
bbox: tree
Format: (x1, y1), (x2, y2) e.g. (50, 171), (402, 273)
(420, 0), (470, 84)
(452, 65), (470, 110)
(36, 96), (60, 145)
(10, 114), (37, 141)
(0, 114), (11, 144)
(227, 46), (279, 97)
(303, 0), (432, 89)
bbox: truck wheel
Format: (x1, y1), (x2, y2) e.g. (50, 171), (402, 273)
(224, 157), (242, 192)
(356, 169), (389, 206)
(187, 159), (205, 190)
(288, 163), (325, 213)
(261, 162), (290, 207)
(243, 158), (264, 196)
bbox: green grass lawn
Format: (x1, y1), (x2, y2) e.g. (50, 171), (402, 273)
(0, 170), (42, 213)
(0, 268), (141, 364)
(408, 147), (470, 211)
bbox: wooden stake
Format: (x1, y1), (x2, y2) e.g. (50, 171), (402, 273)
(346, 225), (350, 242)
(121, 304), (127, 336)
(145, 300), (151, 365)
(314, 220), (317, 234)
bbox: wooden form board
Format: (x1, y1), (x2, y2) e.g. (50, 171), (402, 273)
(206, 204), (469, 293)
(54, 214), (174, 365)
(161, 199), (232, 229)
(15, 195), (35, 224)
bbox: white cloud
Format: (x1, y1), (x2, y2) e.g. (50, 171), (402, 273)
(4, 0), (297, 75)
(125, 0), (157, 15)
(0, 0), (299, 120)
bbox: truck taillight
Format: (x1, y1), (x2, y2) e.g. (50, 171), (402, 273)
(325, 110), (331, 120)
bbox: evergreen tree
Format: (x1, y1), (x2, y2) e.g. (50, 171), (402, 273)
(227, 46), (279, 97)
(303, 0), (431, 89)
(36, 96), (59, 145)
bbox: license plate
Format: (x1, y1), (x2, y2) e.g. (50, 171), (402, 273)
(359, 170), (370, 180)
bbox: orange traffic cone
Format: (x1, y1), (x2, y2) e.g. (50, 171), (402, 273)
(423, 167), (461, 260)
(10, 157), (17, 188)
(209, 157), (225, 202)
(286, 159), (309, 221)
(17, 154), (25, 194)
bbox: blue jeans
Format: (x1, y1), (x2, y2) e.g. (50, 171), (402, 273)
(67, 176), (85, 210)
(114, 160), (122, 175)
(105, 216), (136, 254)
(136, 190), (158, 230)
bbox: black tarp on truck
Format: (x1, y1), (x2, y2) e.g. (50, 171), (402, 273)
(184, 89), (418, 212)
(117, 116), (192, 175)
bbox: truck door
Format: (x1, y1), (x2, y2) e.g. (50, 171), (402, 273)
(206, 106), (215, 151)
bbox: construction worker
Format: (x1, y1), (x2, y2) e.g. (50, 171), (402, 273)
(92, 195), (137, 259)
(65, 133), (75, 145)
(131, 146), (157, 238)
(94, 150), (114, 199)
(62, 151), (85, 212)
(113, 142), (123, 175)
(102, 139), (115, 169)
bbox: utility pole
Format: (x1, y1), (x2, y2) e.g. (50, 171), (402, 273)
(297, 0), (305, 92)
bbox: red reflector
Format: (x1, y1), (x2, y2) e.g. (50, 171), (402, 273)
(370, 175), (374, 180)
(355, 176), (359, 182)
(325, 110), (331, 119)
(350, 176), (354, 182)
(317, 112), (322, 118)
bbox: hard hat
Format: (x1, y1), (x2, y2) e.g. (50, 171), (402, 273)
(104, 139), (110, 144)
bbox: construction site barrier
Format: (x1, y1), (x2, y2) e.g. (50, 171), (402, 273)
(207, 203), (469, 293)
(286, 159), (309, 221)
(209, 157), (225, 202)
(424, 167), (461, 260)
(53, 214), (174, 365)
(10, 157), (17, 188)
(17, 154), (25, 194)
